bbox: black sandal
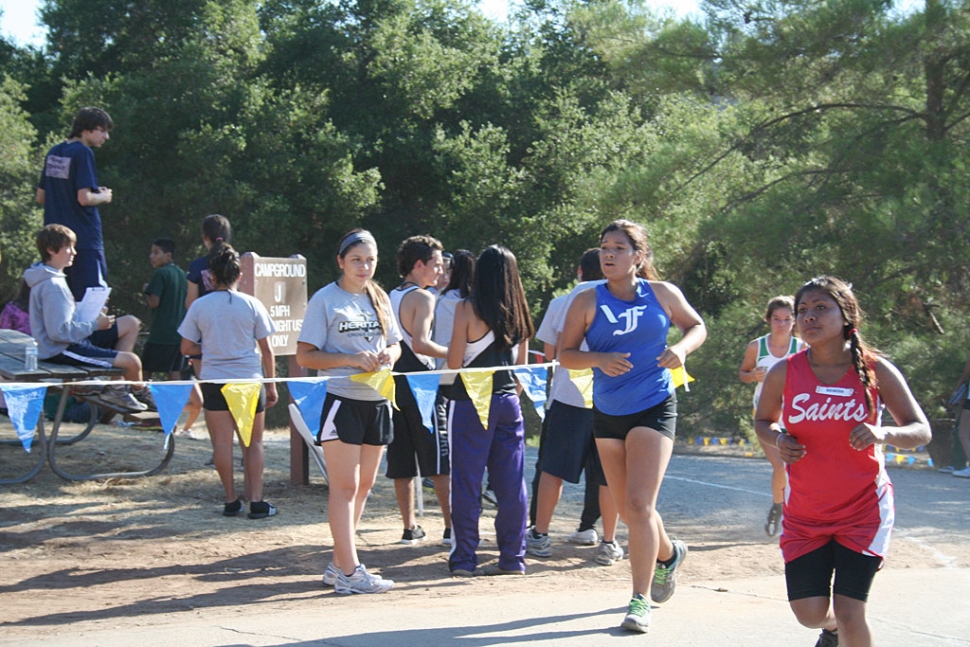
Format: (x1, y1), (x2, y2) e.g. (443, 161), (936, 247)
(223, 498), (244, 516)
(248, 501), (277, 519)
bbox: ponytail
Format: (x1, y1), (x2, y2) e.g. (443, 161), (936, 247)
(363, 281), (392, 341)
(846, 326), (879, 416)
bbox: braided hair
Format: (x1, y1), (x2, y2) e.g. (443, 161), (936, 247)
(795, 276), (882, 415)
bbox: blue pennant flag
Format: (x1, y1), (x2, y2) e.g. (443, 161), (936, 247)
(513, 366), (549, 421)
(1, 385), (47, 452)
(405, 373), (441, 433)
(149, 383), (194, 443)
(513, 366), (548, 402)
(288, 379), (328, 435)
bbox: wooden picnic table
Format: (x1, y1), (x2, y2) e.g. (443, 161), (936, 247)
(0, 328), (174, 483)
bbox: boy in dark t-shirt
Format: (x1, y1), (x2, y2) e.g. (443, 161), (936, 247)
(35, 107), (114, 302)
(142, 238), (187, 378)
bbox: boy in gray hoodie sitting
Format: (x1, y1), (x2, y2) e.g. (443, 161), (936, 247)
(24, 224), (154, 412)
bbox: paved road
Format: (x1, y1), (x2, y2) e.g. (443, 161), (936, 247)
(4, 450), (968, 647)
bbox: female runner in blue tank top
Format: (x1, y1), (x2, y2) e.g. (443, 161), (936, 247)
(560, 220), (707, 633)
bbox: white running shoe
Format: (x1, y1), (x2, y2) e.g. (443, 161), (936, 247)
(568, 528), (599, 545)
(322, 561), (339, 587)
(335, 564), (393, 594)
(952, 466), (970, 478)
(594, 540), (624, 566)
(620, 594), (651, 633)
(526, 527), (552, 557)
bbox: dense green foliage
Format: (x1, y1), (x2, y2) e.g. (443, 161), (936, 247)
(2, 0), (970, 436)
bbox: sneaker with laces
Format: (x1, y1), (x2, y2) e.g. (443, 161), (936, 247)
(651, 538), (687, 603)
(441, 527), (452, 546)
(595, 540), (624, 566)
(526, 526), (552, 557)
(322, 561), (339, 587)
(131, 385), (157, 411)
(569, 527), (599, 545)
(335, 564), (393, 594)
(765, 502), (783, 537)
(401, 525), (427, 544)
(814, 628), (839, 647)
(620, 594), (651, 633)
(99, 386), (148, 413)
(953, 466), (970, 478)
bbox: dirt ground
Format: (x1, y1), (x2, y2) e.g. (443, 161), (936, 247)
(1, 420), (967, 643)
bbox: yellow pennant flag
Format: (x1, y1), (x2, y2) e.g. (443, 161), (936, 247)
(567, 369), (594, 409)
(671, 366), (695, 390)
(350, 369), (397, 409)
(461, 370), (495, 428)
(221, 383), (262, 447)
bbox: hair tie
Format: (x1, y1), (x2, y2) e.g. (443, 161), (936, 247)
(215, 237), (224, 243)
(848, 327), (859, 336)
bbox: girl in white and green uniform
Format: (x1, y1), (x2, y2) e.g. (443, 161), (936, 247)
(739, 296), (804, 536)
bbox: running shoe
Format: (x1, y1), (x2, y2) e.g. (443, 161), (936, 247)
(953, 466), (970, 478)
(441, 527), (452, 546)
(595, 540), (624, 566)
(651, 538), (688, 603)
(814, 628), (839, 647)
(569, 527), (599, 545)
(938, 466), (956, 473)
(765, 502), (783, 537)
(322, 561), (339, 587)
(335, 564), (393, 594)
(99, 386), (148, 413)
(401, 525), (427, 544)
(477, 564), (525, 576)
(526, 526), (552, 557)
(131, 385), (157, 411)
(620, 594), (651, 633)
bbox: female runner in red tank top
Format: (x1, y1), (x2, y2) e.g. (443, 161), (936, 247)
(755, 276), (929, 647)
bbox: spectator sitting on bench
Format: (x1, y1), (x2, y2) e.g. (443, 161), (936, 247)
(23, 224), (155, 413)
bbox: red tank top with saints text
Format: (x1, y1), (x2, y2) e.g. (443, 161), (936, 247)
(780, 351), (894, 562)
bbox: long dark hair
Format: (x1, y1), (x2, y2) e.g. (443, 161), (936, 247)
(600, 220), (659, 280)
(444, 249), (475, 298)
(795, 276), (881, 415)
(468, 245), (534, 349)
(338, 229), (391, 339)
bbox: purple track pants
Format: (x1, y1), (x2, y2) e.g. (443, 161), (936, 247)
(448, 393), (527, 573)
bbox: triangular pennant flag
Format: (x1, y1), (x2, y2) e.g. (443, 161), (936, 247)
(0, 384), (47, 452)
(288, 378), (328, 436)
(513, 366), (548, 405)
(221, 383), (262, 447)
(149, 383), (193, 443)
(671, 365), (695, 390)
(567, 369), (594, 408)
(461, 370), (494, 428)
(405, 373), (441, 433)
(350, 369), (396, 409)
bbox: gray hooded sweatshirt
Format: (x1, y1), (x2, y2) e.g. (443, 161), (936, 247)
(23, 262), (98, 360)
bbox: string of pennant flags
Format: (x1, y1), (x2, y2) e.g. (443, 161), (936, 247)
(0, 363), (695, 454)
(0, 365), (926, 468)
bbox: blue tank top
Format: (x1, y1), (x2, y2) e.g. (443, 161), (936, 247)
(585, 279), (672, 415)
